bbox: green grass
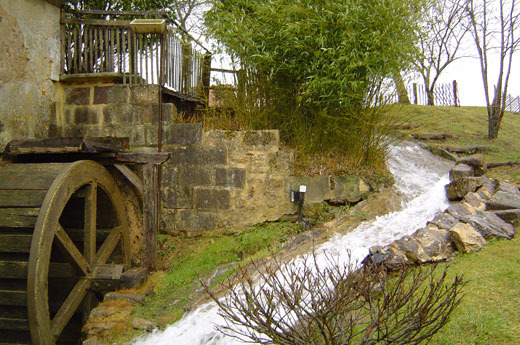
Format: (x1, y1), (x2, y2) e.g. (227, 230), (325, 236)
(390, 105), (520, 183)
(132, 221), (302, 326)
(430, 234), (520, 345)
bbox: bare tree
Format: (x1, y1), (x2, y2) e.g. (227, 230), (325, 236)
(413, 0), (470, 105)
(204, 253), (465, 345)
(467, 0), (520, 139)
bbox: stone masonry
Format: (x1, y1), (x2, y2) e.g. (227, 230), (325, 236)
(53, 83), (371, 236)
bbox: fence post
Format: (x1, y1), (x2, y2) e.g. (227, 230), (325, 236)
(201, 53), (212, 107)
(413, 83), (418, 105)
(452, 80), (458, 107)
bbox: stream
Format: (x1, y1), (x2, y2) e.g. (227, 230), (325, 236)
(133, 142), (454, 345)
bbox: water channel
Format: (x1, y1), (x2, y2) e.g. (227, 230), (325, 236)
(134, 142), (454, 345)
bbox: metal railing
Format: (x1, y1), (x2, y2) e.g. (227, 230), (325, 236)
(60, 13), (210, 99)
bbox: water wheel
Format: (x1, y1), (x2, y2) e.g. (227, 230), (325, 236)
(0, 160), (131, 345)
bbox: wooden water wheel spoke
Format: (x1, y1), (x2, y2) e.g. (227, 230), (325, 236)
(94, 226), (122, 266)
(84, 182), (97, 264)
(55, 224), (89, 276)
(50, 278), (90, 340)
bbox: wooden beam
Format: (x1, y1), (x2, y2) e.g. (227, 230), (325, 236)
(55, 225), (90, 276)
(0, 234), (32, 253)
(114, 164), (144, 197)
(0, 208), (40, 228)
(115, 152), (170, 165)
(142, 164), (157, 271)
(61, 18), (132, 27)
(0, 290), (27, 306)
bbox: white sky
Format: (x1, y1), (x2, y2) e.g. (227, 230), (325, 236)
(427, 51), (520, 106)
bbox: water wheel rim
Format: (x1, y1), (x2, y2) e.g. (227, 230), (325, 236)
(27, 160), (130, 345)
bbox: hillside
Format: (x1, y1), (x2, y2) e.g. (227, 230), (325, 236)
(390, 105), (520, 183)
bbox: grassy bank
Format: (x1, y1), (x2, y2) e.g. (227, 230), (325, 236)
(390, 105), (520, 183)
(431, 235), (520, 345)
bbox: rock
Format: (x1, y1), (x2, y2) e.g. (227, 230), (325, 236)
(446, 202), (478, 220)
(132, 317), (156, 331)
(496, 181), (520, 196)
(461, 212), (515, 239)
(449, 222), (486, 253)
(412, 133), (454, 140)
(82, 336), (103, 345)
(457, 154), (486, 176)
(412, 225), (455, 261)
(365, 245), (409, 271)
(428, 212), (458, 230)
(392, 236), (431, 263)
(492, 209), (520, 226)
(330, 176), (369, 204)
(486, 191), (520, 210)
(449, 164), (474, 181)
(463, 192), (486, 211)
(445, 177), (484, 201)
(104, 292), (146, 304)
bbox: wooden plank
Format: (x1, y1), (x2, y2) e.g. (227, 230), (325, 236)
(115, 152), (170, 164)
(0, 261), (76, 279)
(0, 163), (65, 190)
(0, 235), (32, 253)
(0, 190), (47, 208)
(67, 9), (165, 17)
(0, 290), (27, 306)
(0, 306), (27, 319)
(142, 164), (157, 271)
(51, 278), (89, 340)
(0, 317), (29, 331)
(55, 226), (89, 276)
(0, 209), (40, 228)
(84, 183), (97, 264)
(61, 18), (132, 27)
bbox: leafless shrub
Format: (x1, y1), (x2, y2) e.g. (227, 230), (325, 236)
(204, 252), (465, 345)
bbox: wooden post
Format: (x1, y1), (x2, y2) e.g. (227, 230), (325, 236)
(413, 83), (418, 105)
(201, 53), (212, 107)
(453, 80), (458, 107)
(142, 163), (157, 271)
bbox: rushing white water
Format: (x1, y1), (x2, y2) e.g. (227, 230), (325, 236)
(133, 142), (454, 345)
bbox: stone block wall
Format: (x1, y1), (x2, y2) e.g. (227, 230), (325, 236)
(54, 83), (177, 151)
(161, 129), (296, 236)
(54, 83), (372, 236)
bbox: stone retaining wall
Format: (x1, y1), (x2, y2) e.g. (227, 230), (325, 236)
(54, 83), (371, 235)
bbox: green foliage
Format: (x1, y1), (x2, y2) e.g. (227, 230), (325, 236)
(133, 221), (301, 325)
(204, 0), (422, 167)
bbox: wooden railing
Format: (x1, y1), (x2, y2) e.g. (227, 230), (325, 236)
(60, 15), (210, 99)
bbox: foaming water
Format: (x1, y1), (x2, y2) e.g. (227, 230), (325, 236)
(133, 142), (454, 345)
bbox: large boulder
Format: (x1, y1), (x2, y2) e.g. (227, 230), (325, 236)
(449, 222), (486, 253)
(446, 202), (478, 220)
(492, 209), (520, 226)
(496, 181), (520, 196)
(393, 236), (431, 263)
(365, 245), (409, 271)
(457, 154), (487, 176)
(476, 178), (497, 201)
(464, 192), (486, 211)
(428, 212), (458, 230)
(412, 225), (455, 261)
(449, 163), (474, 181)
(460, 211), (515, 239)
(486, 191), (520, 210)
(445, 177), (484, 201)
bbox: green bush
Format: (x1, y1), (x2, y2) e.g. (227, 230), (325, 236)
(204, 0), (421, 168)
